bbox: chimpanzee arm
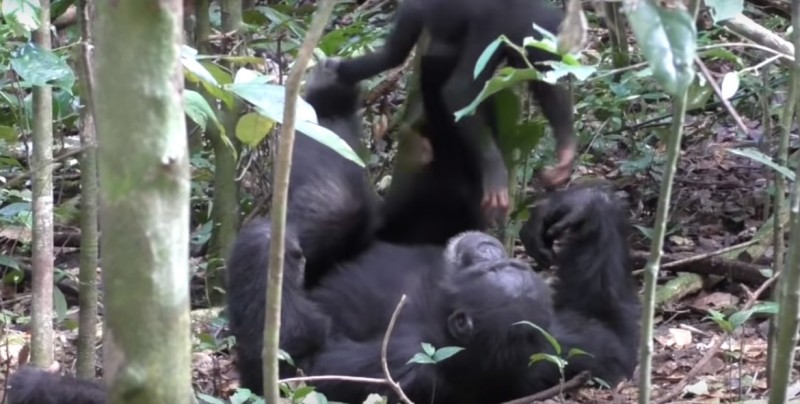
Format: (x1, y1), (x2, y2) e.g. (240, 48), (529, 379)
(330, 1), (425, 84)
(518, 184), (639, 390)
(7, 367), (105, 404)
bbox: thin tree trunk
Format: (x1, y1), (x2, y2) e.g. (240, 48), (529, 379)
(766, 2), (800, 402)
(204, 0), (242, 306)
(30, 0), (55, 369)
(93, 0), (192, 401)
(75, 0), (99, 380)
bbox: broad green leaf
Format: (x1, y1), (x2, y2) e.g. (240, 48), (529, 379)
(1, 0), (40, 33)
(725, 148), (796, 181)
(196, 394), (226, 404)
(229, 388), (256, 404)
(421, 342), (435, 357)
(199, 62), (236, 110)
(624, 0), (696, 96)
(236, 113), (275, 147)
(455, 67), (541, 121)
(432, 346), (465, 362)
(228, 80), (363, 166)
(53, 287), (67, 322)
(729, 302), (779, 329)
(227, 82), (318, 124)
(292, 385), (316, 401)
(362, 393), (388, 404)
(515, 321), (561, 355)
(184, 90), (226, 138)
(296, 121), (364, 167)
(181, 45), (218, 86)
(720, 72), (739, 100)
(407, 352), (437, 365)
(0, 254), (20, 270)
(704, 0), (743, 23)
(10, 42), (75, 91)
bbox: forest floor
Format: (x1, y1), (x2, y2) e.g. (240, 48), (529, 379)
(0, 112), (796, 404)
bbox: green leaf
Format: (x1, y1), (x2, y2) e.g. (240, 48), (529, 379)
(295, 121), (365, 167)
(725, 148), (796, 181)
(474, 37), (504, 79)
(407, 352), (437, 365)
(729, 302), (779, 329)
(10, 42), (75, 91)
(236, 113), (275, 148)
(567, 347), (593, 359)
(529, 353), (566, 368)
(292, 385), (316, 401)
(515, 321), (561, 355)
(704, 0), (743, 23)
(0, 255), (20, 270)
(53, 287), (67, 323)
(454, 67), (542, 121)
(199, 62), (236, 110)
(196, 393), (226, 404)
(432, 346), (465, 362)
(229, 388), (256, 404)
(1, 0), (41, 34)
(421, 342), (435, 357)
(624, 0), (697, 96)
(705, 309), (733, 333)
(184, 90), (226, 138)
(181, 45), (219, 87)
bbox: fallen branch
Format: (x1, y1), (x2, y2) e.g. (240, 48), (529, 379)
(721, 14), (795, 64)
(653, 272), (779, 404)
(631, 243), (769, 286)
(499, 371), (592, 404)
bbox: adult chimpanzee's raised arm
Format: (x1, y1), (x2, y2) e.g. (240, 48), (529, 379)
(517, 183), (640, 391)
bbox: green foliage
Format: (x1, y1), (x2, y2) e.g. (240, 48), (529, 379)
(408, 342), (465, 365)
(10, 42), (75, 90)
(725, 148), (796, 182)
(515, 321), (593, 380)
(624, 0), (697, 96)
(706, 302), (779, 334)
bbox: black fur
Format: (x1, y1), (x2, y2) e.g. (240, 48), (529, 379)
(4, 59), (638, 404)
(6, 367), (106, 404)
(327, 0), (577, 218)
(377, 49), (485, 245)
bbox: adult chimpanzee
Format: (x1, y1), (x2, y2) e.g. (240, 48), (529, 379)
(6, 60), (639, 404)
(325, 0), (577, 223)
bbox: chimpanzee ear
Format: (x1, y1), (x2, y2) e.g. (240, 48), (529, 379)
(444, 231), (508, 268)
(447, 310), (474, 343)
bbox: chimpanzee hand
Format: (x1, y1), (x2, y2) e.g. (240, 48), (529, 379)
(521, 182), (614, 269)
(538, 143), (575, 188)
